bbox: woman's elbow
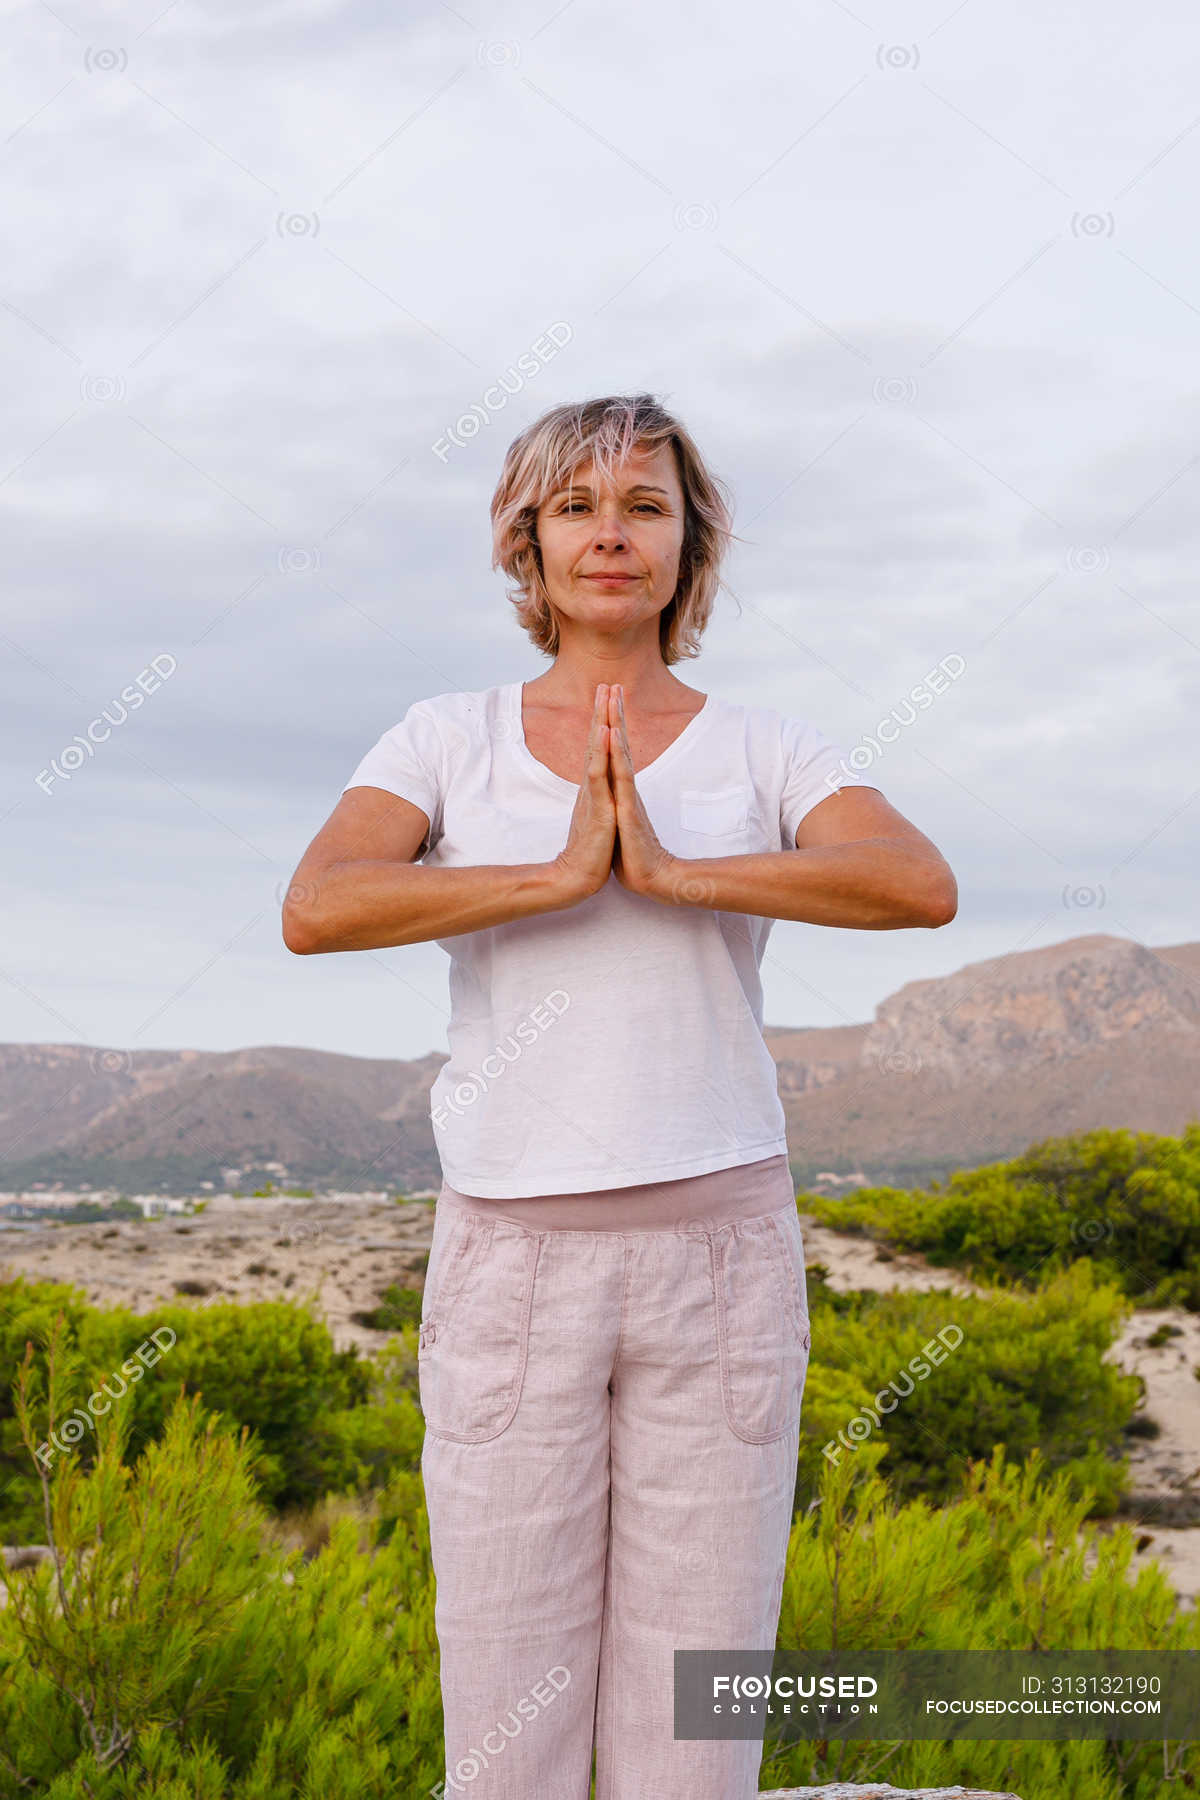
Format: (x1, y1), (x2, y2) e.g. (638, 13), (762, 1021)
(282, 911), (319, 954)
(281, 886), (326, 955)
(885, 854), (956, 929)
(918, 865), (958, 928)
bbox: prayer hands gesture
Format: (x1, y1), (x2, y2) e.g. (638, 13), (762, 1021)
(553, 684), (682, 903)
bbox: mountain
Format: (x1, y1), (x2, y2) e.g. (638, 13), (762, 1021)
(0, 1042), (446, 1196)
(765, 934), (1200, 1184)
(1, 935), (1197, 1195)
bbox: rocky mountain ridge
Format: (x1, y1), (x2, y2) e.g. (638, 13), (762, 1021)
(2, 934), (1196, 1193)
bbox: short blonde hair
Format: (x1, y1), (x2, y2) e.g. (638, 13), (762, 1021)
(490, 393), (735, 664)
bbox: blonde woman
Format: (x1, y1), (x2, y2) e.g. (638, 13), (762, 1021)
(283, 393), (956, 1799)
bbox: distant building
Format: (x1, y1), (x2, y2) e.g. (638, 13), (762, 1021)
(810, 1170), (870, 1193)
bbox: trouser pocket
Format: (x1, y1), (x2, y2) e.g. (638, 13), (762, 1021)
(417, 1210), (540, 1444)
(711, 1204), (811, 1444)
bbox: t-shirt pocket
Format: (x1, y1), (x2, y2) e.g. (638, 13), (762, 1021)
(679, 785), (753, 835)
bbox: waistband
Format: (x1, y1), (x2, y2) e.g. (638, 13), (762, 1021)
(436, 1152), (796, 1234)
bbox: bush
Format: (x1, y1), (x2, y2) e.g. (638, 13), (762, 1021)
(0, 1238), (1144, 1547)
(0, 1331), (1194, 1798)
(797, 1258), (1140, 1515)
(0, 1281), (377, 1538)
(350, 1284), (422, 1333)
(0, 1321), (444, 1797)
(310, 1335), (426, 1500)
(763, 1439), (1200, 1798)
(803, 1123), (1200, 1308)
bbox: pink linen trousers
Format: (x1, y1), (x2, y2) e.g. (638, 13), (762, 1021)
(417, 1150), (811, 1800)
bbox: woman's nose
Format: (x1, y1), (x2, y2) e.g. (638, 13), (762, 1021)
(592, 512), (627, 548)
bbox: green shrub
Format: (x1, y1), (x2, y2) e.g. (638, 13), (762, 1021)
(0, 1330), (1194, 1799)
(0, 1319), (444, 1797)
(351, 1284), (422, 1333)
(311, 1335), (425, 1499)
(0, 1236), (1144, 1547)
(763, 1438), (1200, 1798)
(0, 1281), (372, 1537)
(797, 1258), (1139, 1515)
(803, 1123), (1200, 1307)
(131, 1295), (372, 1507)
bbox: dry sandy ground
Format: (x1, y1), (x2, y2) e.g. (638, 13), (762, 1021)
(2, 1195), (1197, 1609)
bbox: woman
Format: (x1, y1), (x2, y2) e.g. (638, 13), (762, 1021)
(283, 393), (957, 1799)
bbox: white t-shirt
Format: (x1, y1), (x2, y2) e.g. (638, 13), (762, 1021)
(341, 680), (868, 1198)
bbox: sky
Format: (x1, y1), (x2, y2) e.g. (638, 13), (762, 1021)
(2, 0), (1198, 1067)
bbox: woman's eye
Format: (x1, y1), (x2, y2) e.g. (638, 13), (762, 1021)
(559, 502), (661, 514)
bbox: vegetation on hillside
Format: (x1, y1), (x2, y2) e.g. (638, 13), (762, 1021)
(0, 1342), (1193, 1798)
(803, 1123), (1200, 1309)
(1, 1122), (1197, 1796)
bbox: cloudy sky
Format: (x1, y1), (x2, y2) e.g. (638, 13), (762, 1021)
(3, 0), (1197, 1068)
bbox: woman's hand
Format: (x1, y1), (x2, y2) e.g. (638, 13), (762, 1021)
(551, 684), (618, 901)
(607, 685), (682, 900)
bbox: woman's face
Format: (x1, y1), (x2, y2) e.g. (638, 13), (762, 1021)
(533, 441), (687, 642)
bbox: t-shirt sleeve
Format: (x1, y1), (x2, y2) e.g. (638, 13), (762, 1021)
(341, 700), (444, 853)
(778, 712), (869, 849)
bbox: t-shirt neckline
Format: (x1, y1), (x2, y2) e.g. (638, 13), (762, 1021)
(507, 681), (715, 796)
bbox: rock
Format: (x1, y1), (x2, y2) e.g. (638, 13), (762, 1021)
(760, 1787), (1024, 1799)
(1117, 1490), (1200, 1526)
(860, 934), (1200, 1087)
(2, 1546), (53, 1571)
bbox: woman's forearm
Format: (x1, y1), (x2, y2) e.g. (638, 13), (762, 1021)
(284, 857), (586, 953)
(651, 839), (958, 929)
